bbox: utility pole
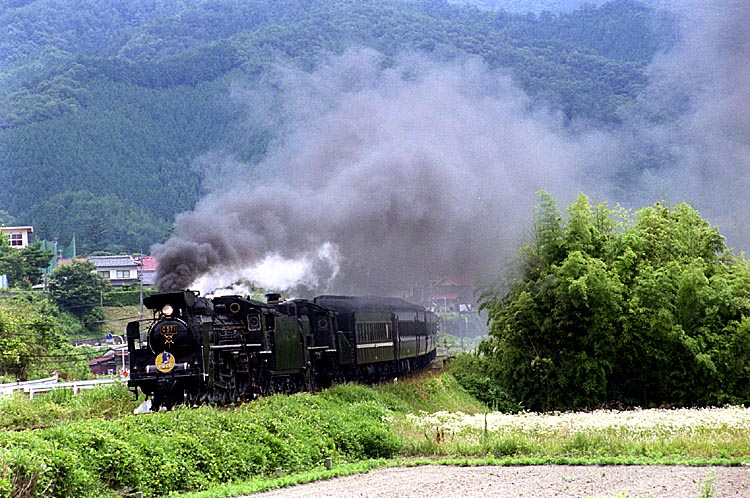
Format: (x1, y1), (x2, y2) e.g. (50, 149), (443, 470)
(459, 307), (464, 350)
(138, 257), (143, 322)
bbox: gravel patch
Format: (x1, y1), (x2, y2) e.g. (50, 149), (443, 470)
(245, 465), (750, 497)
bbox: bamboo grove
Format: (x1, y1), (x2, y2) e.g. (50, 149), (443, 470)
(479, 192), (750, 411)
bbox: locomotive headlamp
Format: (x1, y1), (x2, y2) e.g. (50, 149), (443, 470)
(162, 304), (175, 316)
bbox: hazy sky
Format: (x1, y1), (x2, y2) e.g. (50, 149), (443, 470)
(624, 0), (750, 244)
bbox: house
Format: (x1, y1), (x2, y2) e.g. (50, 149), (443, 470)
(0, 226), (34, 248)
(138, 255), (158, 287)
(89, 255), (141, 287)
(429, 275), (476, 312)
(88, 348), (128, 376)
(52, 254), (158, 288)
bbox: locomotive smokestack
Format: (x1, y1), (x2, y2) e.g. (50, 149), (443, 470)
(265, 293), (281, 304)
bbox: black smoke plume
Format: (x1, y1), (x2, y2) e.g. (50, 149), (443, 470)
(154, 51), (604, 293)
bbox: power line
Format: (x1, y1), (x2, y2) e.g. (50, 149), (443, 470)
(0, 316), (142, 330)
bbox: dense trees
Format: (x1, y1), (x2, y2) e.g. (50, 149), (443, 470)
(0, 0), (671, 255)
(0, 293), (91, 381)
(47, 261), (112, 326)
(28, 190), (173, 255)
(479, 193), (750, 410)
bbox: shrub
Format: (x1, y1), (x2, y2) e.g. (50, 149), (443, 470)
(102, 289), (157, 307)
(450, 353), (522, 413)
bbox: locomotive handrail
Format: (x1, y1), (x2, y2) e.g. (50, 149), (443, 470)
(145, 363), (191, 374)
(209, 343), (262, 349)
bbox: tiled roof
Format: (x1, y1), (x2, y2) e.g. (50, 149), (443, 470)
(89, 255), (137, 267)
(140, 255), (158, 271)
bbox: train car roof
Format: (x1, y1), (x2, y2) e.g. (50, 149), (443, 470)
(314, 295), (425, 313)
(281, 298), (331, 310)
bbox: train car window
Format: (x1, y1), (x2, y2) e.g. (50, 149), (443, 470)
(396, 311), (417, 322)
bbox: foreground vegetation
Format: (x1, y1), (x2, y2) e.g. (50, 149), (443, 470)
(1, 371), (748, 498)
(0, 383), (137, 431)
(399, 406), (750, 464)
(479, 194), (750, 411)
(0, 372), (480, 497)
(0, 292), (92, 382)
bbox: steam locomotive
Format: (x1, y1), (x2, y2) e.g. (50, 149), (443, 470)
(126, 290), (438, 410)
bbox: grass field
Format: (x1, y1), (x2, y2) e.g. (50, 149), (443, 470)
(397, 405), (750, 464)
(1, 370), (748, 498)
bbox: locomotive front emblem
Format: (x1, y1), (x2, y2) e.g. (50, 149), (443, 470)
(160, 324), (178, 345)
(155, 351), (176, 373)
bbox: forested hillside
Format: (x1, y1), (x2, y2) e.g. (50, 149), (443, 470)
(0, 0), (673, 255)
(452, 0), (609, 13)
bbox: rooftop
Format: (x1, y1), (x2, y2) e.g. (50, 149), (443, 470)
(89, 255), (138, 267)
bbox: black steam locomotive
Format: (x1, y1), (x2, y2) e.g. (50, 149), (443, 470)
(126, 290), (438, 410)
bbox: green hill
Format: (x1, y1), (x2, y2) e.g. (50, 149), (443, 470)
(0, 0), (672, 254)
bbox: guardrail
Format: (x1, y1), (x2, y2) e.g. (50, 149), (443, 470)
(0, 375), (122, 398)
(0, 374), (59, 396)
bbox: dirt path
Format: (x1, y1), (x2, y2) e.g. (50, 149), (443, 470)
(245, 465), (750, 497)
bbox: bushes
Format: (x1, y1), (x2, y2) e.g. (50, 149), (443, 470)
(0, 371), (486, 497)
(450, 353), (522, 413)
(480, 194), (750, 411)
(102, 289), (157, 307)
(0, 384), (138, 431)
(0, 392), (403, 498)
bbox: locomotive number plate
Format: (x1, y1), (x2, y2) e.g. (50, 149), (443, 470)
(155, 351), (176, 373)
(160, 324), (178, 345)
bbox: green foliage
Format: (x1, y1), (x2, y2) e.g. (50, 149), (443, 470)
(479, 192), (750, 411)
(0, 391), (405, 497)
(0, 383), (137, 431)
(0, 236), (54, 288)
(101, 288), (157, 307)
(449, 353), (522, 413)
(0, 370), (488, 497)
(29, 190), (172, 256)
(373, 371), (487, 414)
(323, 382), (408, 411)
(47, 261), (112, 322)
(0, 293), (90, 381)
